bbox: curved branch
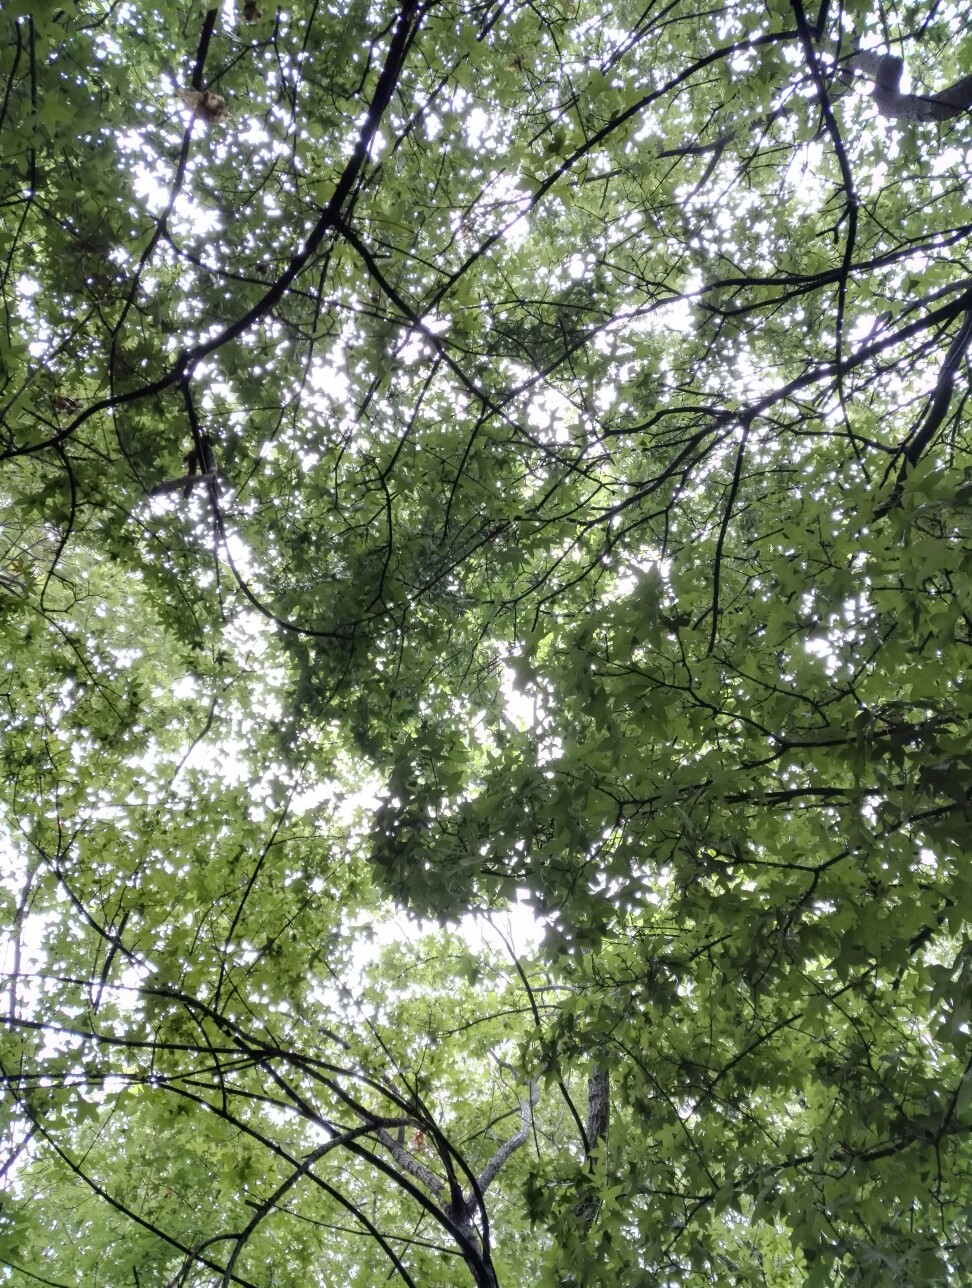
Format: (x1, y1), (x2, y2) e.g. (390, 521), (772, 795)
(475, 1082), (538, 1196)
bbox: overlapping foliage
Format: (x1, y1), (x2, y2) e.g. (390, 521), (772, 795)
(2, 0), (972, 1283)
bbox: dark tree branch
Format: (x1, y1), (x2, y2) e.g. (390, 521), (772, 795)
(851, 49), (972, 120)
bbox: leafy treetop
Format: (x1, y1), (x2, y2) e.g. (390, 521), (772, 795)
(2, 0), (972, 1284)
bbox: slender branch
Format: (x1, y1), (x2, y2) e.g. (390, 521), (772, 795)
(704, 416), (750, 655)
(475, 1083), (538, 1195)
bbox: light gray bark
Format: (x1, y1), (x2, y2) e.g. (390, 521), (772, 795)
(851, 50), (972, 122)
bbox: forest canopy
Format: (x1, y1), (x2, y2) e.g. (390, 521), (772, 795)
(2, 0), (972, 1283)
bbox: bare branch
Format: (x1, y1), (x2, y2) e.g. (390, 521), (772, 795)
(475, 1083), (539, 1196)
(850, 50), (972, 121)
(375, 1126), (446, 1194)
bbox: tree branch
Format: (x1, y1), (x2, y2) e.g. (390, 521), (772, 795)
(375, 1126), (446, 1194)
(475, 1083), (538, 1196)
(851, 50), (972, 121)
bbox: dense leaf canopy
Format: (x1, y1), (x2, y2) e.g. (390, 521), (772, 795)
(3, 0), (972, 1283)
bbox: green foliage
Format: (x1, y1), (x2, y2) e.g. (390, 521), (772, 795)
(3, 0), (972, 1283)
